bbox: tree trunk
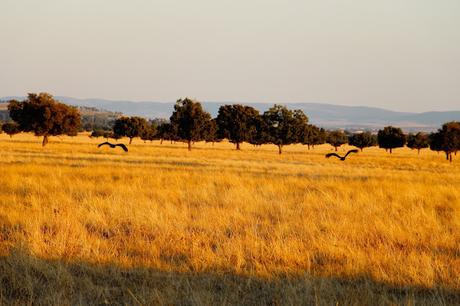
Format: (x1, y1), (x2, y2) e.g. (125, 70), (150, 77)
(42, 135), (49, 147)
(236, 142), (241, 150)
(188, 140), (192, 151)
(278, 144), (282, 154)
(42, 135), (48, 147)
(307, 144), (310, 150)
(450, 153), (453, 162)
(389, 148), (392, 154)
(360, 148), (363, 152)
(417, 149), (420, 155)
(129, 138), (133, 144)
(335, 146), (338, 152)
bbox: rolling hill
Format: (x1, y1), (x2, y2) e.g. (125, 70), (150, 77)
(2, 96), (459, 131)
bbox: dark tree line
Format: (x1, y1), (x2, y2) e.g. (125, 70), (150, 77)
(4, 93), (460, 161)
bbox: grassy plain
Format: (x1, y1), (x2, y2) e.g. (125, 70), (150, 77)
(0, 133), (459, 305)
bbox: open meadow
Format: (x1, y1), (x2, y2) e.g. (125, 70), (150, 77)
(0, 133), (459, 305)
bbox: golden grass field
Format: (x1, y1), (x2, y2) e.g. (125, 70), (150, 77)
(0, 133), (459, 305)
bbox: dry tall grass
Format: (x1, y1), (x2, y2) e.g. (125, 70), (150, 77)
(0, 133), (459, 305)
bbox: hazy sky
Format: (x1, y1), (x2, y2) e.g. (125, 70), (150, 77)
(1, 0), (459, 112)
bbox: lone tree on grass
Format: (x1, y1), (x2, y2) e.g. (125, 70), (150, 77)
(300, 124), (326, 150)
(140, 122), (157, 143)
(263, 105), (308, 154)
(429, 122), (460, 162)
(326, 130), (348, 151)
(113, 116), (149, 144)
(377, 126), (406, 154)
(216, 104), (259, 150)
(407, 132), (430, 154)
(348, 132), (377, 152)
(8, 93), (81, 146)
(170, 98), (212, 151)
(2, 122), (21, 138)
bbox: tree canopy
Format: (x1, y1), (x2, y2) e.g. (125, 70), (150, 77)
(262, 105), (308, 154)
(407, 132), (429, 154)
(2, 122), (21, 138)
(8, 93), (81, 146)
(349, 132), (377, 151)
(113, 116), (149, 144)
(299, 125), (326, 149)
(377, 126), (406, 154)
(216, 104), (259, 150)
(140, 122), (157, 142)
(429, 122), (460, 162)
(326, 130), (348, 151)
(169, 98), (213, 151)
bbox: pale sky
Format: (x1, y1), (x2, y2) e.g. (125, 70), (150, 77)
(1, 0), (459, 112)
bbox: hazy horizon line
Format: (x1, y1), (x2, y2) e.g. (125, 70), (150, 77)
(1, 94), (459, 114)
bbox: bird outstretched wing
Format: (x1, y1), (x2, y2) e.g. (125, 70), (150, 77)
(325, 153), (341, 159)
(344, 149), (359, 158)
(116, 143), (129, 152)
(98, 142), (112, 148)
(98, 142), (127, 152)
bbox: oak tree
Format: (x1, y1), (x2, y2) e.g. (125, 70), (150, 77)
(348, 132), (377, 151)
(326, 130), (348, 151)
(113, 116), (149, 144)
(8, 93), (81, 146)
(170, 98), (212, 151)
(216, 104), (259, 150)
(377, 126), (406, 154)
(262, 105), (308, 154)
(406, 132), (429, 154)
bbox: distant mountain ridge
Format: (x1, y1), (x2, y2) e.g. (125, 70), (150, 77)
(2, 96), (460, 132)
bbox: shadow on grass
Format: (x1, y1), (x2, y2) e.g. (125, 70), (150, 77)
(0, 248), (459, 306)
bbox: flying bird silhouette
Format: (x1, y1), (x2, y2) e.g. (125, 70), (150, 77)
(325, 149), (358, 161)
(98, 142), (128, 152)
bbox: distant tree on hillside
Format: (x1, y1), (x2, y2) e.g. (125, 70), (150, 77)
(406, 132), (430, 154)
(8, 93), (81, 146)
(170, 98), (213, 151)
(326, 130), (348, 151)
(348, 132), (377, 152)
(429, 122), (460, 162)
(2, 122), (20, 138)
(377, 126), (406, 154)
(263, 105), (308, 154)
(216, 104), (259, 150)
(113, 116), (149, 144)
